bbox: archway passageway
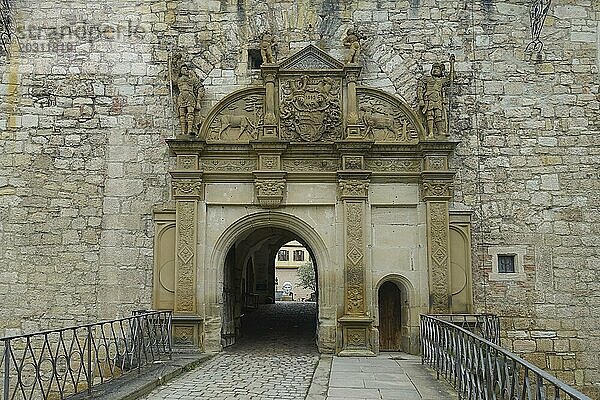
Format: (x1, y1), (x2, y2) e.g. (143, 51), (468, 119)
(221, 226), (319, 350)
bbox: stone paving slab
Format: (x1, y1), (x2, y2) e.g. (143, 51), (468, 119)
(309, 352), (458, 400)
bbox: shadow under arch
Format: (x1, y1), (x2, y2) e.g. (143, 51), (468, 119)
(208, 211), (333, 351)
(210, 211), (331, 291)
(375, 273), (420, 354)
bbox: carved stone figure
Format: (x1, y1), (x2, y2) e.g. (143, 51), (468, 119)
(417, 55), (455, 137)
(172, 55), (205, 136)
(260, 32), (276, 64)
(526, 0), (551, 53)
(343, 28), (361, 64)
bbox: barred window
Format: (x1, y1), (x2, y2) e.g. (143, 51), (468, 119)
(277, 250), (289, 261)
(498, 255), (516, 273)
(293, 250), (304, 262)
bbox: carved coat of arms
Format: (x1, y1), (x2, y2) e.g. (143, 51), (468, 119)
(280, 75), (342, 142)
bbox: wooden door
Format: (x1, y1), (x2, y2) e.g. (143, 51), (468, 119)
(378, 281), (402, 351)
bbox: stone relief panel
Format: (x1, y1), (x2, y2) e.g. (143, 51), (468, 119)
(201, 158), (257, 172)
(428, 202), (449, 313)
(345, 201), (366, 315)
(175, 201), (196, 313)
(202, 90), (265, 142)
(279, 75), (343, 142)
(282, 158), (340, 172)
(357, 88), (421, 142)
(365, 159), (421, 173)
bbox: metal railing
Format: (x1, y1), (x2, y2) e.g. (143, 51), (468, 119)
(421, 315), (591, 400)
(431, 314), (501, 345)
(1, 311), (172, 400)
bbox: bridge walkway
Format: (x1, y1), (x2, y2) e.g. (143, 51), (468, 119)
(141, 303), (456, 400)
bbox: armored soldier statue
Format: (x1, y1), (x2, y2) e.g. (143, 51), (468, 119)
(173, 62), (204, 136)
(417, 55), (455, 137)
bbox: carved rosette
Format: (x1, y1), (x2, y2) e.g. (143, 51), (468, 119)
(426, 156), (447, 171)
(427, 201), (450, 313)
(255, 178), (286, 208)
(176, 155), (199, 170)
(175, 201), (196, 313)
(343, 155), (364, 170)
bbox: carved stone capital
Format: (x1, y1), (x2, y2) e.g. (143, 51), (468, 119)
(422, 179), (453, 200)
(338, 179), (369, 199)
(253, 171), (287, 209)
(261, 64), (279, 83)
(171, 176), (203, 198)
(344, 64), (362, 82)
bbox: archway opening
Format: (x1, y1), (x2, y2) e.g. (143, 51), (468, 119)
(378, 280), (409, 351)
(221, 227), (319, 350)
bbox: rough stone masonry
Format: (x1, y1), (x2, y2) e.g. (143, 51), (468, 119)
(0, 0), (598, 397)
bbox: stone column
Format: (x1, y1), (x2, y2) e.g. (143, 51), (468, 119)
(337, 160), (375, 356)
(170, 154), (203, 347)
(422, 155), (454, 314)
(261, 64), (279, 138)
(344, 65), (362, 139)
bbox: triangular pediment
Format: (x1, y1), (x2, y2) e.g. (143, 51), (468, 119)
(279, 45), (344, 71)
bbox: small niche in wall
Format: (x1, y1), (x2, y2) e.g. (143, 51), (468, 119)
(248, 49), (263, 70)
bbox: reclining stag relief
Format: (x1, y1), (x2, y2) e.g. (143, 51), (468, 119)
(358, 93), (417, 142)
(207, 95), (264, 141)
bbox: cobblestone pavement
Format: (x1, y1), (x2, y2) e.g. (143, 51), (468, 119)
(142, 302), (320, 400)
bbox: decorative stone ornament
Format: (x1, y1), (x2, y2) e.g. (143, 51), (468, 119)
(164, 44), (459, 355)
(254, 171), (287, 209)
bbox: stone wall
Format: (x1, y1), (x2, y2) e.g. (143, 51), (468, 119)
(0, 0), (598, 395)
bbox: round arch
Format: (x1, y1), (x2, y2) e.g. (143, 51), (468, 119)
(375, 273), (416, 303)
(209, 210), (332, 305)
(374, 273), (420, 354)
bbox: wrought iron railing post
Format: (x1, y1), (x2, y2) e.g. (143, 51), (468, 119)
(3, 339), (10, 400)
(87, 326), (93, 395)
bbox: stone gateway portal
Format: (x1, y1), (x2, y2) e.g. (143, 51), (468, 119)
(152, 45), (473, 355)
